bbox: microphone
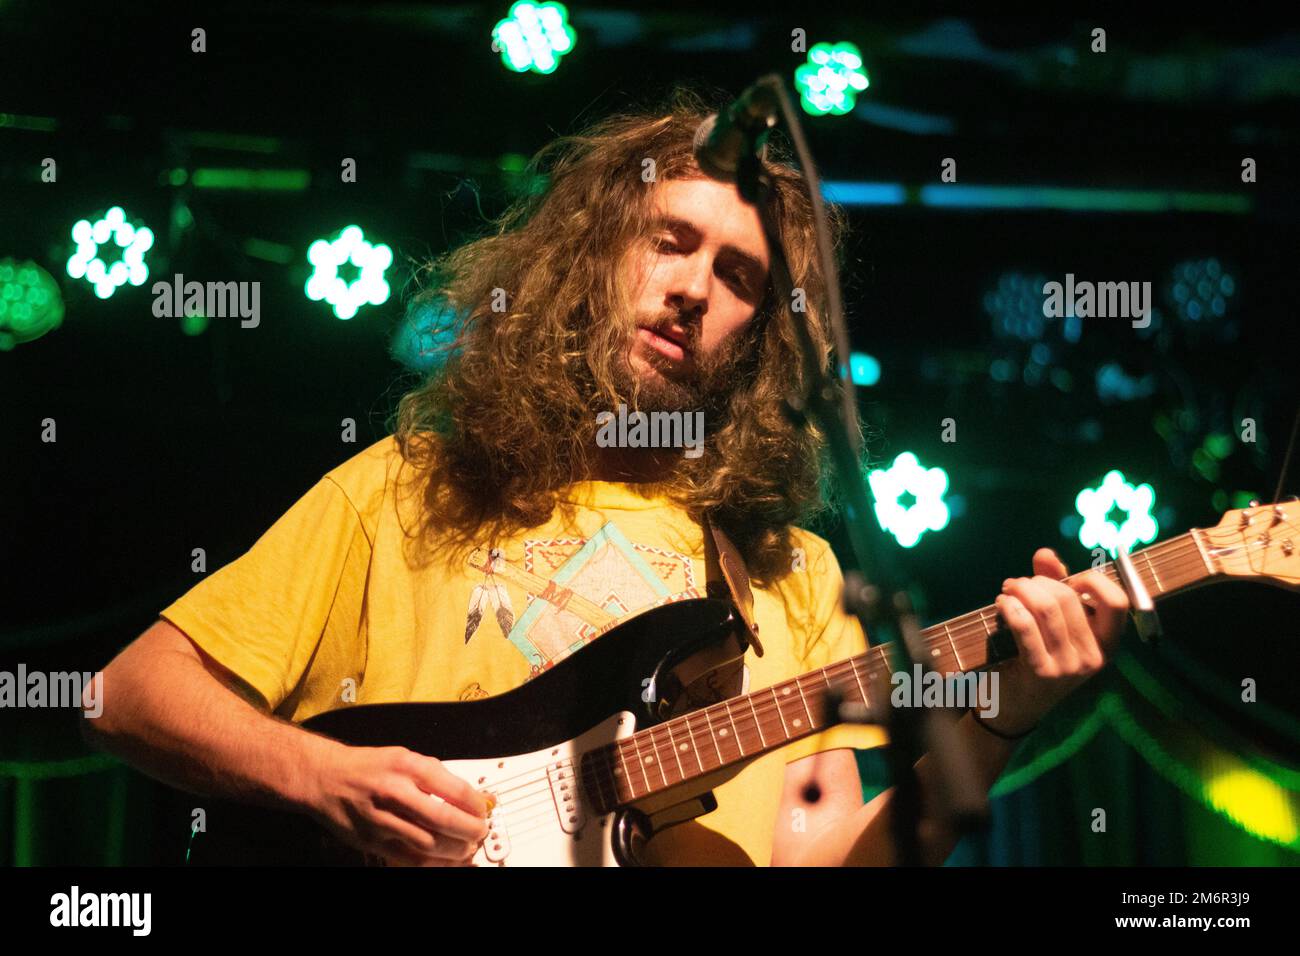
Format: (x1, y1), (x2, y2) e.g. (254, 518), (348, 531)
(692, 81), (781, 181)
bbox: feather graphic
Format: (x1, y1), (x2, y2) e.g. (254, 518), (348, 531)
(464, 548), (513, 644)
(464, 606), (483, 644)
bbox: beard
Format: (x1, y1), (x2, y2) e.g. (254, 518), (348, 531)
(613, 314), (758, 418)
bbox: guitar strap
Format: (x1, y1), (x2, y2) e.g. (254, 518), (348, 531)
(702, 514), (764, 658)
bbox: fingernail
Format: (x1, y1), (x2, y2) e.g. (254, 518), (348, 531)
(1001, 579), (1012, 591)
(483, 793), (497, 815)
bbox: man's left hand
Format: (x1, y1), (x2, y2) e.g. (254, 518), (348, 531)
(985, 548), (1129, 735)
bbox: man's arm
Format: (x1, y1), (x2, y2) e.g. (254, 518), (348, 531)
(772, 714), (1019, 866)
(82, 618), (334, 810)
(772, 547), (1130, 866)
(771, 749), (863, 866)
(83, 619), (492, 865)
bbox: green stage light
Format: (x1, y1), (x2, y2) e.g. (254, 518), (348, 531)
(391, 298), (464, 372)
(492, 1), (575, 75)
(180, 311), (209, 336)
(847, 351), (880, 386)
(305, 226), (392, 320)
(1170, 257), (1235, 323)
(0, 258), (64, 350)
(867, 451), (950, 548)
(1075, 470), (1158, 557)
(795, 42), (869, 116)
(66, 206), (154, 299)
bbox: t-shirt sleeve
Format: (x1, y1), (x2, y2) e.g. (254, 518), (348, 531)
(159, 477), (369, 713)
(782, 536), (889, 764)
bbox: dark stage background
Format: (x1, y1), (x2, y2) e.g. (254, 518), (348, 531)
(2, 2), (1299, 865)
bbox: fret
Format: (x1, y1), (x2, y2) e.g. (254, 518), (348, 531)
(629, 727), (665, 791)
(943, 621), (963, 670)
(794, 675), (817, 732)
(615, 739), (638, 799)
(851, 655), (869, 706)
(681, 709), (707, 774)
(769, 686), (791, 740)
(873, 645), (892, 686)
(1190, 527), (1216, 576)
(721, 698), (745, 756)
(848, 659), (869, 709)
(701, 707), (725, 766)
(1141, 549), (1163, 593)
(662, 719), (686, 782)
(646, 727), (670, 787)
(747, 694), (767, 748)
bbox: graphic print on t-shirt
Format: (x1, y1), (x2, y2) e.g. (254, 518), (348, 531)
(464, 520), (703, 677)
(463, 548), (515, 643)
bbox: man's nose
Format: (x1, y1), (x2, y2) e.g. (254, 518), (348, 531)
(667, 256), (710, 319)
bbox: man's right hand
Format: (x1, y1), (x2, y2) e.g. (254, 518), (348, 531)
(306, 744), (493, 866)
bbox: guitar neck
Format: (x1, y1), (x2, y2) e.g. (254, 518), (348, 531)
(585, 528), (1220, 809)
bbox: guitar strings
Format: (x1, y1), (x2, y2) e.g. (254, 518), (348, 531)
(494, 542), (1237, 843)
(476, 535), (1218, 836)
(469, 534), (1252, 843)
(488, 536), (1220, 832)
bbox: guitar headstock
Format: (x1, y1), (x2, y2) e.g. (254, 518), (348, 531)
(1203, 497), (1300, 590)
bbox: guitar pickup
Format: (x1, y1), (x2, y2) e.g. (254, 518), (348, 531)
(547, 761), (585, 834)
(482, 798), (511, 864)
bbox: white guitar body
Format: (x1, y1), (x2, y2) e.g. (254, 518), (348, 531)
(446, 712), (633, 866)
(451, 711), (744, 866)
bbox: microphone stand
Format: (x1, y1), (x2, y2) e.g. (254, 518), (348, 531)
(719, 74), (989, 865)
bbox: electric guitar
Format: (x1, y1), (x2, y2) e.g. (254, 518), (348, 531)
(185, 501), (1300, 866)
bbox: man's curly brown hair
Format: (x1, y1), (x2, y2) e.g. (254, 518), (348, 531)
(393, 84), (858, 586)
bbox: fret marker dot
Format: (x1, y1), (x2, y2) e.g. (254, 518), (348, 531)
(931, 648), (940, 657)
(782, 687), (792, 695)
(644, 756), (654, 764)
(679, 743), (688, 752)
(719, 728), (729, 737)
(793, 718), (803, 728)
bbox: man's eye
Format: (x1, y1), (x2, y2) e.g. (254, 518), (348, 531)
(653, 237), (680, 252)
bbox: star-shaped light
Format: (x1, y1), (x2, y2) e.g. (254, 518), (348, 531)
(492, 1), (576, 75)
(305, 226), (392, 320)
(66, 206), (154, 299)
(795, 41), (870, 116)
(1075, 470), (1158, 557)
(868, 452), (950, 548)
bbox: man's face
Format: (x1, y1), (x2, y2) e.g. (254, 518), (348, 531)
(618, 176), (771, 412)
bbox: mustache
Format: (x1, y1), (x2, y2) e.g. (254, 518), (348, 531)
(641, 314), (699, 350)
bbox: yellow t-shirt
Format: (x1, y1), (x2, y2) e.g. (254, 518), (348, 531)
(161, 436), (887, 866)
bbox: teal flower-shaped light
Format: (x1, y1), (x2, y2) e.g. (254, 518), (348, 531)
(492, 1), (576, 75)
(867, 452), (950, 548)
(66, 206), (154, 299)
(305, 226), (392, 320)
(795, 41), (869, 116)
(1075, 470), (1158, 557)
